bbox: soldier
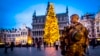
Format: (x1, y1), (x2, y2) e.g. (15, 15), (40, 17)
(60, 14), (89, 56)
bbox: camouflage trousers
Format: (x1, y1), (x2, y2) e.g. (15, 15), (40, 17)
(65, 44), (85, 56)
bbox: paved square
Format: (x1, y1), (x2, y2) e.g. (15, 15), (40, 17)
(0, 46), (100, 56)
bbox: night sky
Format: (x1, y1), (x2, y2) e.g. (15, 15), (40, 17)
(0, 0), (100, 29)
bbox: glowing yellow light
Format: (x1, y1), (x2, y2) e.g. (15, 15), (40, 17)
(27, 36), (33, 45)
(44, 3), (60, 45)
(97, 38), (100, 41)
(28, 40), (32, 45)
(0, 43), (4, 45)
(15, 37), (20, 42)
(15, 37), (21, 45)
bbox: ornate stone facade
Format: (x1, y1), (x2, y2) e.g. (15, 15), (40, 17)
(32, 2), (69, 40)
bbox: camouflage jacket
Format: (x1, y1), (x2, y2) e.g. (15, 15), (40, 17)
(61, 22), (89, 48)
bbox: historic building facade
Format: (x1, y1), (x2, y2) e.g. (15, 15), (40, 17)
(80, 13), (95, 39)
(0, 25), (32, 45)
(94, 11), (100, 39)
(31, 2), (69, 39)
(80, 12), (100, 39)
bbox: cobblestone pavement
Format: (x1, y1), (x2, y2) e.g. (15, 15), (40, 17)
(0, 46), (100, 56)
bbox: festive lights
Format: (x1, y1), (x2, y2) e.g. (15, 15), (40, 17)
(44, 3), (60, 45)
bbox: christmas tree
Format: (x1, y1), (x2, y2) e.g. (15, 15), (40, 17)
(44, 3), (60, 45)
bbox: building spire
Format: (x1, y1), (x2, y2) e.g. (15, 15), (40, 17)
(66, 6), (68, 14)
(46, 2), (55, 17)
(32, 10), (36, 19)
(46, 1), (50, 10)
(33, 10), (36, 16)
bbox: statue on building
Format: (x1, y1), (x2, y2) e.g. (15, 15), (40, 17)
(60, 14), (89, 56)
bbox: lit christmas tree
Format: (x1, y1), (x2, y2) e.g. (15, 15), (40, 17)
(44, 2), (60, 45)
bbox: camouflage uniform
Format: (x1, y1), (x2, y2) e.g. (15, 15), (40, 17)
(61, 22), (89, 56)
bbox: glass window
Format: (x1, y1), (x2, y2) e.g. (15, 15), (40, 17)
(4, 34), (6, 37)
(18, 34), (20, 36)
(36, 19), (37, 23)
(24, 32), (27, 35)
(7, 34), (11, 37)
(21, 32), (24, 35)
(12, 34), (15, 37)
(34, 20), (36, 23)
(97, 27), (99, 32)
(38, 19), (40, 23)
(43, 19), (44, 22)
(98, 34), (100, 37)
(16, 34), (17, 36)
(62, 17), (64, 21)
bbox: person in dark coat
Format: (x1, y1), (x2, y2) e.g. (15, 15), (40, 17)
(26, 43), (29, 48)
(4, 42), (9, 53)
(10, 42), (14, 51)
(37, 40), (41, 50)
(60, 36), (67, 56)
(91, 38), (96, 49)
(43, 41), (46, 49)
(55, 40), (60, 50)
